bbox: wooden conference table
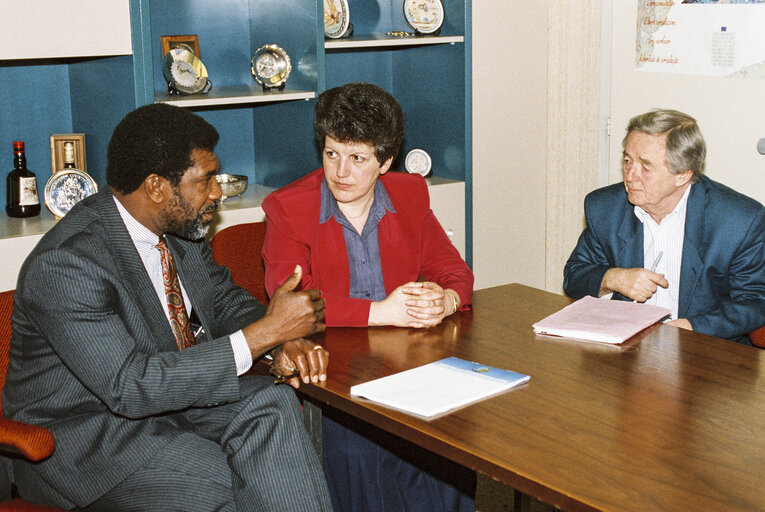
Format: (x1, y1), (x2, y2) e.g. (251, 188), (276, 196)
(295, 283), (765, 511)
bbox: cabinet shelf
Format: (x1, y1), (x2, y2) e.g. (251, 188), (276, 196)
(325, 34), (464, 50)
(154, 85), (315, 108)
(0, 178), (465, 291)
(0, 0), (473, 286)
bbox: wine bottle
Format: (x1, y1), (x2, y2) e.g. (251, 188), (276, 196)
(5, 141), (40, 218)
(62, 141), (77, 169)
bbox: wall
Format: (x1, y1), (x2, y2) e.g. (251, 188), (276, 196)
(471, 1), (548, 291)
(474, 0), (765, 294)
(544, 1), (604, 294)
(609, 0), (765, 206)
(471, 1), (603, 293)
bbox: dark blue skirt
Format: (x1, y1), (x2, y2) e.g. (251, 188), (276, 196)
(322, 410), (475, 512)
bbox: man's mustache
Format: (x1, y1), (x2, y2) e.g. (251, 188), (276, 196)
(203, 199), (220, 214)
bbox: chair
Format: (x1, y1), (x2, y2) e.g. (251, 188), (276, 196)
(211, 222), (269, 304)
(0, 290), (63, 511)
(751, 325), (765, 349)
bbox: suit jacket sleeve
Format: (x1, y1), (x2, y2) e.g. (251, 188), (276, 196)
(15, 244), (250, 420)
(412, 180), (474, 309)
(563, 191), (620, 299)
(263, 201), (376, 327)
(686, 206), (765, 341)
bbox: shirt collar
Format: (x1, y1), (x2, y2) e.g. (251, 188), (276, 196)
(634, 184), (692, 226)
(320, 178), (396, 225)
(113, 195), (162, 255)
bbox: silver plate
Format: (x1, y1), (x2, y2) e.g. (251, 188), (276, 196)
(403, 0), (444, 35)
(44, 169), (98, 218)
(404, 148), (432, 176)
(324, 0), (351, 39)
(251, 44), (291, 89)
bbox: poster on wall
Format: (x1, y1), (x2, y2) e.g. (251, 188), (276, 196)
(636, 0), (765, 78)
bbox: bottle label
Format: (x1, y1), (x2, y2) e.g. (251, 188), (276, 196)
(18, 176), (39, 206)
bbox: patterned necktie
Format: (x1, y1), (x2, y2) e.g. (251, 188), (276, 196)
(156, 236), (195, 350)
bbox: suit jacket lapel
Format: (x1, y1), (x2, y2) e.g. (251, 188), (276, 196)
(95, 190), (179, 352)
(167, 237), (215, 340)
(678, 181), (706, 318)
(615, 205), (644, 269)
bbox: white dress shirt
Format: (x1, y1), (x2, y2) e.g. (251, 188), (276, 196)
(113, 196), (252, 375)
(634, 185), (692, 320)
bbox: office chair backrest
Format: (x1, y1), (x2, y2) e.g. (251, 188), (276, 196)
(0, 292), (85, 510)
(0, 290), (14, 417)
(211, 222), (268, 304)
(751, 325), (765, 349)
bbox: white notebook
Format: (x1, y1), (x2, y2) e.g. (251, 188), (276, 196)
(350, 357), (530, 418)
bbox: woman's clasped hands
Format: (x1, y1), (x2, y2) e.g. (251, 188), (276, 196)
(369, 281), (459, 328)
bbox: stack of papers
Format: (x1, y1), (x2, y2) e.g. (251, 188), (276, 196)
(350, 357), (530, 418)
(532, 295), (670, 344)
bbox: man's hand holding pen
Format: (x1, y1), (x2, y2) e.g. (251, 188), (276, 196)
(599, 253), (669, 303)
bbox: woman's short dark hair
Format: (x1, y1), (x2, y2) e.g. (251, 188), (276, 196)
(107, 103), (219, 194)
(315, 82), (405, 165)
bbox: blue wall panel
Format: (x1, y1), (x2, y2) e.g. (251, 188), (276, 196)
(393, 44), (466, 181)
(252, 100), (322, 187)
(150, 0), (252, 91)
(0, 63), (73, 202)
(143, 0), (320, 188)
(69, 56), (137, 188)
(191, 106), (256, 181)
(250, 0), (321, 91)
(345, 0), (388, 34)
(324, 44), (466, 180)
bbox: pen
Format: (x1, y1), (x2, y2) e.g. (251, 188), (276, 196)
(633, 251), (664, 304)
(649, 251), (663, 272)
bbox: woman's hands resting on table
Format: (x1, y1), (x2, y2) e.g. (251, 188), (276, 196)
(368, 281), (460, 328)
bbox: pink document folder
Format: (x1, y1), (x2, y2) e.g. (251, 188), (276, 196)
(532, 295), (671, 344)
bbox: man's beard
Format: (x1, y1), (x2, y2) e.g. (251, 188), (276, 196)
(164, 193), (220, 240)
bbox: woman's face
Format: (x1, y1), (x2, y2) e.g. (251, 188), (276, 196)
(322, 136), (392, 209)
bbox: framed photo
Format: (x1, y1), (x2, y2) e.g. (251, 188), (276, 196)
(160, 34), (200, 57)
(50, 134), (87, 174)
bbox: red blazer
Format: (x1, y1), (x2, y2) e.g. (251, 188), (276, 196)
(262, 168), (474, 327)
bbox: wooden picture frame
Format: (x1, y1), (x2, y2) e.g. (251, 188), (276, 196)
(160, 34), (200, 57)
(50, 134), (87, 174)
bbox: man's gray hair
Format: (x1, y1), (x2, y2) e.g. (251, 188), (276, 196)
(623, 109), (706, 183)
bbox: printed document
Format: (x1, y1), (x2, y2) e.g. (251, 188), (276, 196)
(532, 295), (670, 344)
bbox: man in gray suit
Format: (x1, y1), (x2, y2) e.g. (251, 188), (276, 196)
(3, 103), (334, 511)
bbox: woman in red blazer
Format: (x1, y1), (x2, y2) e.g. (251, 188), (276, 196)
(262, 83), (475, 512)
(263, 90), (472, 329)
(263, 168), (473, 326)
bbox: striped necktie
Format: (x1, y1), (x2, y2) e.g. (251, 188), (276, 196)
(156, 236), (195, 349)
